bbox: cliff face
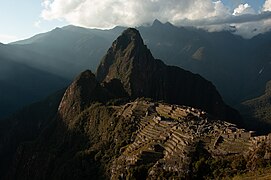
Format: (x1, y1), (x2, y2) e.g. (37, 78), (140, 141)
(58, 70), (111, 125)
(97, 28), (240, 122)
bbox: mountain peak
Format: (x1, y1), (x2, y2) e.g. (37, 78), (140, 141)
(96, 28), (154, 84)
(74, 70), (96, 83)
(112, 28), (144, 51)
(152, 19), (163, 26)
(58, 70), (110, 124)
(96, 28), (240, 122)
(122, 28), (141, 37)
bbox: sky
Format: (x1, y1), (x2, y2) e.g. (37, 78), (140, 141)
(0, 0), (271, 43)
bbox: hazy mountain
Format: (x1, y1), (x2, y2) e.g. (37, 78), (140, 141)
(137, 20), (271, 106)
(0, 90), (65, 178)
(0, 27), (121, 118)
(11, 26), (125, 79)
(10, 20), (271, 106)
(0, 29), (269, 180)
(0, 45), (68, 118)
(2, 20), (271, 120)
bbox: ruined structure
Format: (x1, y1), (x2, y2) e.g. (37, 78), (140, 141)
(110, 100), (271, 179)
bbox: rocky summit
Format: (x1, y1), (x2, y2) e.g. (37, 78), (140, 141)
(1, 28), (269, 180)
(97, 28), (240, 122)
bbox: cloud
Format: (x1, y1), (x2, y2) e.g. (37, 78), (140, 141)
(263, 0), (271, 11)
(0, 34), (17, 44)
(233, 3), (255, 16)
(187, 11), (271, 38)
(176, 11), (271, 26)
(233, 20), (271, 38)
(41, 0), (271, 38)
(41, 0), (230, 28)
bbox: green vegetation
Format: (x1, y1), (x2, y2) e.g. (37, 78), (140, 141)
(189, 141), (271, 179)
(238, 81), (271, 134)
(61, 102), (140, 178)
(127, 164), (154, 179)
(233, 167), (271, 180)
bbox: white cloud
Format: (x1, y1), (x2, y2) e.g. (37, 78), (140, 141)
(40, 0), (271, 38)
(232, 19), (271, 38)
(41, 0), (230, 28)
(230, 0), (271, 38)
(0, 34), (17, 44)
(233, 3), (255, 16)
(263, 0), (271, 11)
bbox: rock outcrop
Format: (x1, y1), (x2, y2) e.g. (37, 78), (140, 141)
(58, 70), (111, 124)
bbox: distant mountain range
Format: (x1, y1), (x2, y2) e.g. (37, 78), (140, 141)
(0, 44), (68, 118)
(0, 26), (122, 118)
(1, 20), (271, 121)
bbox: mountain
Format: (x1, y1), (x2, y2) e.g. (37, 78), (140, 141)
(9, 21), (271, 106)
(0, 90), (65, 178)
(1, 20), (271, 129)
(10, 26), (124, 79)
(0, 27), (123, 118)
(0, 45), (69, 118)
(137, 22), (271, 106)
(238, 80), (271, 132)
(96, 28), (240, 121)
(0, 28), (254, 180)
(57, 70), (112, 123)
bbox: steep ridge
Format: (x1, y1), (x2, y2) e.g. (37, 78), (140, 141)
(10, 26), (124, 79)
(238, 80), (271, 132)
(0, 50), (69, 118)
(97, 28), (240, 122)
(58, 70), (112, 124)
(0, 90), (65, 179)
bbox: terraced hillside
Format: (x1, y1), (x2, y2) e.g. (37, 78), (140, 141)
(3, 98), (271, 179)
(110, 100), (271, 179)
